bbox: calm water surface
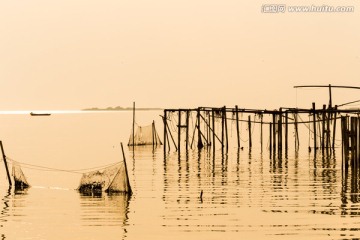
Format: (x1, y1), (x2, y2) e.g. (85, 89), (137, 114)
(0, 111), (360, 239)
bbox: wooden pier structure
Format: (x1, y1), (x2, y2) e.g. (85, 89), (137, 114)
(163, 85), (360, 157)
(162, 104), (360, 157)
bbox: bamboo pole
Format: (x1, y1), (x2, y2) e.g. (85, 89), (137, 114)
(326, 106), (331, 150)
(224, 107), (228, 151)
(178, 110), (181, 152)
(190, 116), (198, 149)
(197, 108), (203, 149)
(152, 120), (155, 147)
(312, 102), (317, 152)
(285, 111), (288, 151)
(235, 105), (240, 148)
(164, 110), (167, 152)
(341, 116), (346, 167)
(132, 102), (135, 147)
(120, 142), (132, 194)
(322, 105), (326, 151)
(212, 109), (216, 151)
(186, 110), (189, 150)
(208, 112), (211, 146)
(166, 121), (177, 151)
(278, 108), (282, 152)
(269, 122), (272, 154)
(221, 108), (225, 149)
(332, 105), (337, 150)
(0, 141), (12, 187)
(199, 113), (222, 143)
(272, 113), (276, 152)
(248, 115), (252, 149)
(294, 112), (299, 151)
(260, 114), (263, 152)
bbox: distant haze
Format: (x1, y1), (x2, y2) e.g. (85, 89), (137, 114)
(1, 0), (359, 110)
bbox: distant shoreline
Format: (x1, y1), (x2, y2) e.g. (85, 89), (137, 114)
(82, 106), (163, 111)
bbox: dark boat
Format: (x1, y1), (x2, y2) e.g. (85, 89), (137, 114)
(30, 112), (51, 116)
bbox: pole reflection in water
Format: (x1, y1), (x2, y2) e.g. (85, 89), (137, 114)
(0, 187), (11, 239)
(79, 192), (131, 227)
(160, 147), (360, 240)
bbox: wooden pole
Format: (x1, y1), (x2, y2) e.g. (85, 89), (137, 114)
(197, 108), (203, 149)
(120, 142), (132, 194)
(0, 141), (12, 187)
(248, 115), (252, 149)
(208, 112), (211, 146)
(199, 113), (222, 143)
(269, 122), (272, 154)
(351, 117), (355, 168)
(272, 113), (276, 152)
(164, 110), (167, 152)
(132, 102), (135, 147)
(260, 114), (263, 152)
(322, 104), (326, 151)
(235, 105), (240, 148)
(221, 108), (225, 149)
(190, 116), (198, 149)
(166, 121), (177, 151)
(312, 102), (317, 152)
(212, 109), (216, 151)
(326, 106), (331, 150)
(186, 110), (189, 151)
(294, 112), (299, 151)
(358, 116), (360, 161)
(224, 107), (228, 151)
(278, 108), (282, 153)
(357, 116), (360, 161)
(332, 105), (337, 150)
(341, 116), (346, 166)
(285, 111), (288, 151)
(178, 110), (181, 152)
(152, 120), (155, 147)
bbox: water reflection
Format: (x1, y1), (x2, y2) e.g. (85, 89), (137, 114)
(79, 192), (131, 227)
(0, 188), (11, 228)
(341, 155), (360, 216)
(160, 147), (360, 238)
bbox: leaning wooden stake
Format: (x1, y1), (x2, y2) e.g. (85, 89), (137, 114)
(120, 142), (132, 194)
(0, 141), (12, 187)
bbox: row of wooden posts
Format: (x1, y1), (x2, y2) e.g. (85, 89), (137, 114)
(163, 104), (360, 156)
(342, 116), (360, 168)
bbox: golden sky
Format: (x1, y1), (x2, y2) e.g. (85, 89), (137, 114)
(1, 0), (359, 110)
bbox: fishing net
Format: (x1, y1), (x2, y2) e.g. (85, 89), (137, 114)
(78, 162), (132, 194)
(128, 122), (162, 146)
(12, 162), (30, 189)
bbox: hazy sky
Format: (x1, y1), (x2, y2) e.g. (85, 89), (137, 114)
(1, 0), (359, 110)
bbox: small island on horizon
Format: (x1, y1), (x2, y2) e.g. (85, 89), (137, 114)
(82, 106), (163, 111)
